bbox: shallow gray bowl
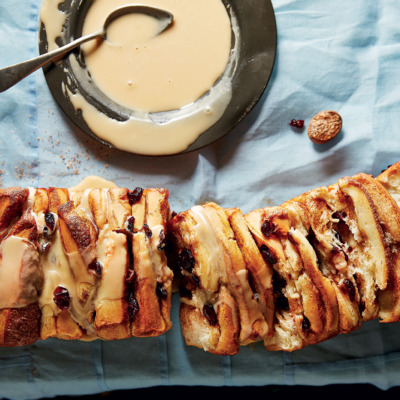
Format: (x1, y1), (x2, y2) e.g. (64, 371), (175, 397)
(39, 0), (277, 156)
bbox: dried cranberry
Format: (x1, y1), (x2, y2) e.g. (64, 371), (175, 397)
(332, 211), (347, 221)
(179, 284), (193, 299)
(261, 219), (275, 237)
(306, 229), (321, 260)
(45, 212), (56, 231)
(128, 292), (139, 320)
(143, 224), (152, 238)
(276, 295), (289, 311)
(307, 228), (317, 243)
(260, 244), (277, 265)
(157, 229), (166, 251)
(156, 282), (168, 299)
(272, 270), (286, 294)
(302, 315), (311, 331)
(203, 304), (218, 326)
(334, 230), (344, 244)
(332, 246), (348, 262)
(181, 275), (201, 293)
(127, 187), (143, 205)
(248, 275), (258, 298)
(126, 216), (135, 233)
(342, 278), (356, 302)
(88, 260), (102, 277)
(81, 289), (89, 301)
(289, 119), (304, 129)
(43, 226), (49, 237)
(192, 274), (201, 288)
(177, 248), (195, 273)
(53, 286), (70, 310)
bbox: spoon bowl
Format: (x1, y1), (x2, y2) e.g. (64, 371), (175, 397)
(0, 5), (173, 93)
(103, 5), (173, 38)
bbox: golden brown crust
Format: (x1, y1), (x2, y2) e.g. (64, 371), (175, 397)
(130, 188), (173, 337)
(38, 188), (85, 341)
(0, 201), (42, 347)
(286, 190), (362, 334)
(168, 204), (241, 354)
(32, 188), (49, 215)
(225, 208), (275, 338)
(351, 171), (400, 322)
(87, 188), (131, 340)
(94, 300), (130, 340)
(214, 285), (240, 355)
(244, 205), (339, 351)
(179, 303), (220, 352)
(48, 188), (70, 213)
(108, 188), (132, 230)
(0, 187), (29, 241)
(179, 287), (240, 355)
(57, 201), (98, 265)
(376, 162), (400, 186)
(0, 303), (41, 347)
(206, 205), (269, 345)
(337, 176), (390, 321)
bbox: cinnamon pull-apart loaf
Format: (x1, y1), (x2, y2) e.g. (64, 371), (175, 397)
(168, 203), (271, 355)
(0, 185), (173, 346)
(130, 188), (173, 337)
(244, 206), (339, 351)
(169, 162), (400, 354)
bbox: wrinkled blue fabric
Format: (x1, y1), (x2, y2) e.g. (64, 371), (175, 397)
(1, 1), (400, 399)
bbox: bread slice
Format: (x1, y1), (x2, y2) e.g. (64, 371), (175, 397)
(129, 188), (173, 337)
(203, 203), (269, 345)
(290, 176), (391, 324)
(85, 188), (131, 340)
(38, 188), (84, 341)
(54, 193), (100, 339)
(333, 177), (391, 321)
(168, 204), (240, 355)
(224, 207), (275, 339)
(373, 163), (400, 321)
(169, 202), (271, 354)
(0, 188), (43, 346)
(244, 206), (339, 351)
(285, 188), (362, 334)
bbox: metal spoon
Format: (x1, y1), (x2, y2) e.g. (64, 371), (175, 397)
(0, 5), (173, 93)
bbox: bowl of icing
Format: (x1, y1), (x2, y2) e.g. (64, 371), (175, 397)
(39, 0), (277, 156)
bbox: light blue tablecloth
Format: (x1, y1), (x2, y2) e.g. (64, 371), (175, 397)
(1, 0), (400, 399)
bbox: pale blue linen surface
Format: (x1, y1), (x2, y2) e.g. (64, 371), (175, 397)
(1, 0), (400, 399)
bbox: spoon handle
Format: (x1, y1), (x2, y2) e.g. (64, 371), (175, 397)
(0, 30), (103, 93)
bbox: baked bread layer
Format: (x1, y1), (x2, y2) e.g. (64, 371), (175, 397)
(0, 186), (173, 346)
(170, 161), (400, 353)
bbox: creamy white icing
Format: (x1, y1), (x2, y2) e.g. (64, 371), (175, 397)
(189, 205), (226, 292)
(96, 228), (128, 303)
(0, 235), (40, 308)
(40, 0), (240, 155)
